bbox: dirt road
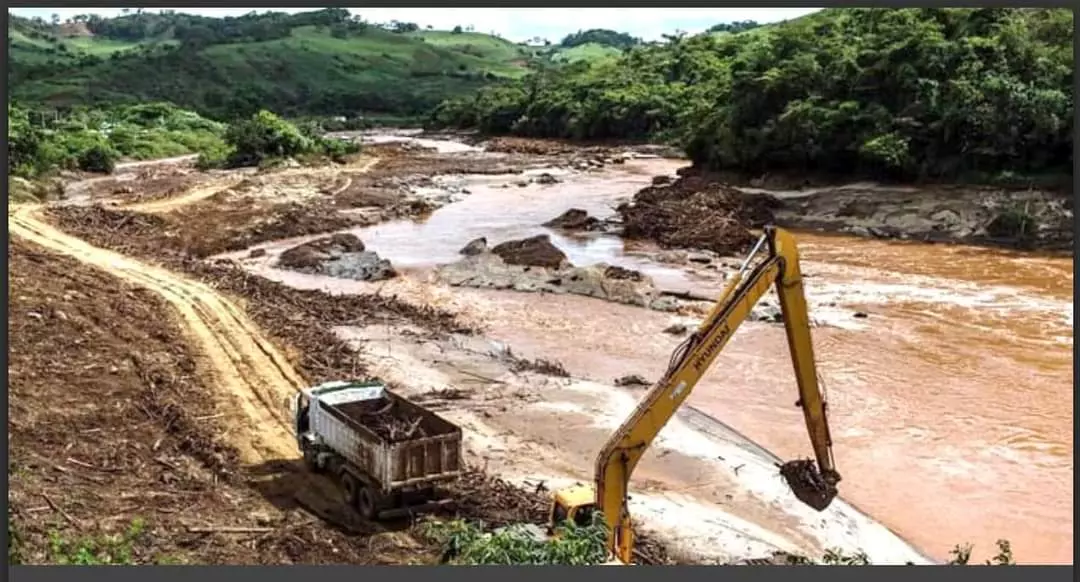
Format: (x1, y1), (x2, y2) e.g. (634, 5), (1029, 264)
(123, 176), (247, 214)
(9, 156), (385, 461)
(10, 205), (303, 464)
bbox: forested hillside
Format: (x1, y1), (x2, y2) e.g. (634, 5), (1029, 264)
(8, 9), (538, 120)
(430, 8), (1074, 182)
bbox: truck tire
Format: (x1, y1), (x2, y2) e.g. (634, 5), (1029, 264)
(341, 472), (361, 508)
(356, 486), (378, 521)
(341, 472), (379, 520)
(302, 447), (322, 473)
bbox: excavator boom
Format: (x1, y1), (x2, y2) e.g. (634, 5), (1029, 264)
(593, 226), (841, 563)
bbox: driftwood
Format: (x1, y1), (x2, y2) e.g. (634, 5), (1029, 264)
(659, 289), (714, 303)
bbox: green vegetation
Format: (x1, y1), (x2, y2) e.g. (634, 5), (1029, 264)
(7, 101), (225, 178)
(9, 512), (22, 564)
(559, 29), (642, 50)
(419, 516), (611, 565)
(197, 110), (361, 170)
(8, 9), (538, 121)
(948, 540), (1016, 566)
(707, 20), (761, 34)
(430, 8), (1073, 182)
(45, 519), (146, 565)
(420, 513), (1019, 565)
(8, 515), (181, 565)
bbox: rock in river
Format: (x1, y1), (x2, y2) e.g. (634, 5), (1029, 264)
(277, 233), (396, 281)
(460, 236), (488, 256)
(491, 234), (570, 269)
(543, 208), (602, 231)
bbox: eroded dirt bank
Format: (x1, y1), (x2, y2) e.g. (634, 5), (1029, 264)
(627, 170), (1073, 253)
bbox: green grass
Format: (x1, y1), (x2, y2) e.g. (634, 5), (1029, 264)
(548, 43), (623, 64)
(412, 30), (528, 63)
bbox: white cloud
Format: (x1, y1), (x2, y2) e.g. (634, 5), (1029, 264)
(9, 7), (821, 42)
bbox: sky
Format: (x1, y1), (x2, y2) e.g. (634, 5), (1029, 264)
(9, 7), (822, 42)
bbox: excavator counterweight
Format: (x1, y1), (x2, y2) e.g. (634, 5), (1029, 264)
(548, 226), (841, 564)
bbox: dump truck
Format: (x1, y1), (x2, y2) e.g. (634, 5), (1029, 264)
(287, 380), (464, 520)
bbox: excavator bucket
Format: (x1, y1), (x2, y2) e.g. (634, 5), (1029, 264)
(778, 459), (838, 511)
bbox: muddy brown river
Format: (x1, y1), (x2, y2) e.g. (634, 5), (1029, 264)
(233, 142), (1073, 564)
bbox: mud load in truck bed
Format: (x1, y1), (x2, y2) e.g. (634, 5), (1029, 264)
(294, 380), (464, 519)
(332, 392), (450, 443)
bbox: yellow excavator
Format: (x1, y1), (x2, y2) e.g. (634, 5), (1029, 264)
(547, 226), (842, 565)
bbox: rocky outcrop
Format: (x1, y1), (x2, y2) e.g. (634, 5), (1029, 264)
(435, 252), (676, 311)
(277, 233), (397, 281)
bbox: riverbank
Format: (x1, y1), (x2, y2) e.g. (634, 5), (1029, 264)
(409, 133), (1073, 254)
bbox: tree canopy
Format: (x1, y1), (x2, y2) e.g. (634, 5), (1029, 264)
(430, 8), (1074, 181)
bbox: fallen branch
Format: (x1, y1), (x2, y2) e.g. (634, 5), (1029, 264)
(187, 526), (275, 534)
(41, 493), (82, 528)
(659, 289), (714, 303)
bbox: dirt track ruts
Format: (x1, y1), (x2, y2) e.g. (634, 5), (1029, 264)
(10, 205), (302, 463)
(123, 157), (378, 214)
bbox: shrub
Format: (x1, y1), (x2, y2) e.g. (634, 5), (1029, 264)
(223, 110), (313, 167)
(77, 144), (118, 173)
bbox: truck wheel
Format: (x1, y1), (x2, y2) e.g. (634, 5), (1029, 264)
(302, 448), (321, 473)
(341, 473), (360, 508)
(356, 486), (379, 520)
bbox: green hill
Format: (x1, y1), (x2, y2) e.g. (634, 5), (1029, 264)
(7, 10), (536, 120)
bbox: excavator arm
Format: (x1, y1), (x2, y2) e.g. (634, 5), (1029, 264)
(593, 226), (841, 563)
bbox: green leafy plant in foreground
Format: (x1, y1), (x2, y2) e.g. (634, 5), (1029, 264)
(947, 540), (1016, 566)
(420, 513), (1018, 565)
(46, 518), (146, 565)
(418, 515), (610, 565)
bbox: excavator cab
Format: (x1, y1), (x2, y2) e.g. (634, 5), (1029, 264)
(548, 484), (598, 534)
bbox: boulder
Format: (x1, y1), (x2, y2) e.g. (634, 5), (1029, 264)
(663, 323), (689, 335)
(543, 208), (601, 231)
(277, 233), (395, 281)
(460, 236), (488, 256)
(491, 234), (569, 269)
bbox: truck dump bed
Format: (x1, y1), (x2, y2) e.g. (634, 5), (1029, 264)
(309, 382), (462, 492)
